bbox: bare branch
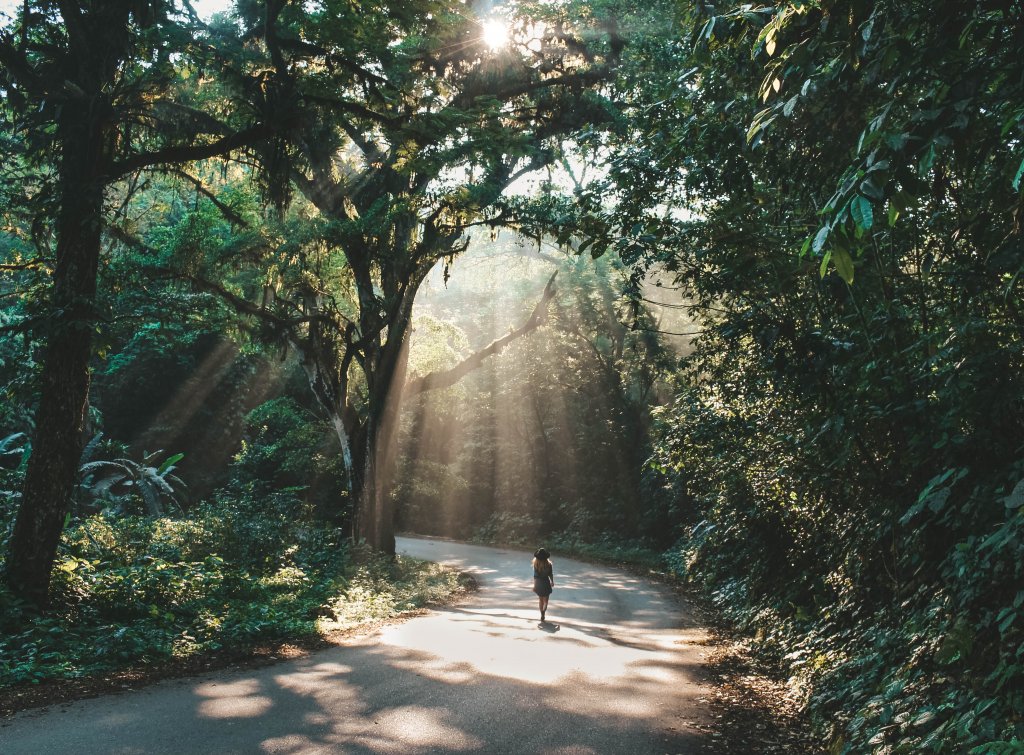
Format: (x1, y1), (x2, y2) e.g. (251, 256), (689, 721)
(405, 271), (558, 396)
(629, 325), (704, 337)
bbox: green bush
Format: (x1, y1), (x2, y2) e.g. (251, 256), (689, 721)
(0, 490), (462, 688)
(228, 398), (348, 523)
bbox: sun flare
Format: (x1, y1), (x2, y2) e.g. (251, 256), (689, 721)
(481, 18), (509, 50)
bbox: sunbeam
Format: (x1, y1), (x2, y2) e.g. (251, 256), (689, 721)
(396, 232), (644, 544)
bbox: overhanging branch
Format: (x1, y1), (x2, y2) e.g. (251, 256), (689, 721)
(404, 271), (558, 397)
(163, 169), (250, 227)
(109, 123), (274, 178)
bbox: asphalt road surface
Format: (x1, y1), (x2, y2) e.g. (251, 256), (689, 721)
(1, 538), (714, 754)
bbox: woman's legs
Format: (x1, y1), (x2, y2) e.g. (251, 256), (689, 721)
(540, 594), (549, 620)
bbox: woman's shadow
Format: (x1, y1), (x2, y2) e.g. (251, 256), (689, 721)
(537, 621), (560, 633)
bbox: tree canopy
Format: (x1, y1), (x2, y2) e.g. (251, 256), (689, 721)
(1, 0), (1022, 751)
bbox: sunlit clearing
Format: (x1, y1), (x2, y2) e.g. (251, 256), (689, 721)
(481, 18), (509, 50)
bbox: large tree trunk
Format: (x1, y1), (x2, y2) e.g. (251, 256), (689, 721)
(5, 107), (106, 606)
(354, 318), (412, 554)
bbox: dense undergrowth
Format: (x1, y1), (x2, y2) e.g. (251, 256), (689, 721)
(0, 489), (462, 688)
(580, 1), (1024, 751)
(661, 489), (1024, 754)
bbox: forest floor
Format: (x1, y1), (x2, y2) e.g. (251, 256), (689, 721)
(696, 627), (823, 753)
(2, 542), (822, 754)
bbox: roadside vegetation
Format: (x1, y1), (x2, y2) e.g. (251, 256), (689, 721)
(2, 1), (1021, 752)
(0, 500), (463, 689)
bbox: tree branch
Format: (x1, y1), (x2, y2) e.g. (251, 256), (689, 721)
(109, 123), (274, 178)
(629, 325), (704, 337)
(0, 261), (46, 271)
(163, 168), (250, 227)
(405, 271), (558, 397)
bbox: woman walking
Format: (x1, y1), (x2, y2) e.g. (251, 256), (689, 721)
(532, 548), (554, 622)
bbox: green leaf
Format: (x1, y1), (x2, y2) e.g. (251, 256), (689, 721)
(1005, 479), (1024, 509)
(812, 225), (830, 253)
(158, 453), (185, 475)
(700, 16), (716, 42)
(935, 617), (973, 664)
(860, 176), (885, 201)
(746, 108), (776, 145)
(998, 611), (1016, 633)
(918, 144), (937, 175)
(912, 711), (936, 727)
(833, 247), (855, 284)
(851, 195), (874, 231)
(819, 250), (832, 278)
(1013, 156), (1024, 190)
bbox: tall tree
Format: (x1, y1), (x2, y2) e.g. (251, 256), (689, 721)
(0, 0), (296, 606)
(185, 0), (625, 552)
(570, 0), (1024, 749)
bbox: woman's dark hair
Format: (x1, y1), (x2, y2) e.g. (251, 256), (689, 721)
(534, 548), (550, 560)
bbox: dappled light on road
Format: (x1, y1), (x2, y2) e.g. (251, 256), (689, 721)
(377, 605), (684, 695)
(195, 678), (274, 719)
(2, 539), (713, 754)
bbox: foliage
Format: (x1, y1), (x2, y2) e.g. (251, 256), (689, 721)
(183, 0), (631, 551)
(0, 0), (307, 603)
(0, 489), (462, 687)
(229, 397), (348, 522)
(394, 239), (676, 545)
(544, 531), (665, 572)
(0, 1), (1019, 748)
(78, 447), (187, 517)
(593, 0), (1024, 751)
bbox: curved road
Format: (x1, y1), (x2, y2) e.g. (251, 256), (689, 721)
(1, 538), (714, 753)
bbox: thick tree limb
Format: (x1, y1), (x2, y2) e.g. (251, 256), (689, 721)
(299, 92), (398, 128)
(405, 271), (558, 397)
(183, 274), (353, 334)
(109, 123), (274, 178)
(105, 225), (350, 334)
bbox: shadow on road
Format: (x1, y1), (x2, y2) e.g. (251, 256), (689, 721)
(3, 540), (714, 755)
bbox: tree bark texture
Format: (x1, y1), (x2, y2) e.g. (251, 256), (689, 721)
(354, 320), (411, 554)
(6, 106), (106, 606)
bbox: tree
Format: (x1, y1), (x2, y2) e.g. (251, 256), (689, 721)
(0, 0), (297, 606)
(181, 0), (626, 552)
(575, 0), (1024, 749)
(393, 240), (677, 544)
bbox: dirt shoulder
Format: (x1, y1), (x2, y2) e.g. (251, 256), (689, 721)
(695, 627), (823, 754)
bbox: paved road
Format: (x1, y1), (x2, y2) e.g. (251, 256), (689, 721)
(1, 538), (713, 754)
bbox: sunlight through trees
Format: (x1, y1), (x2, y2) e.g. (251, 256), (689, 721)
(1, 0), (1021, 751)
